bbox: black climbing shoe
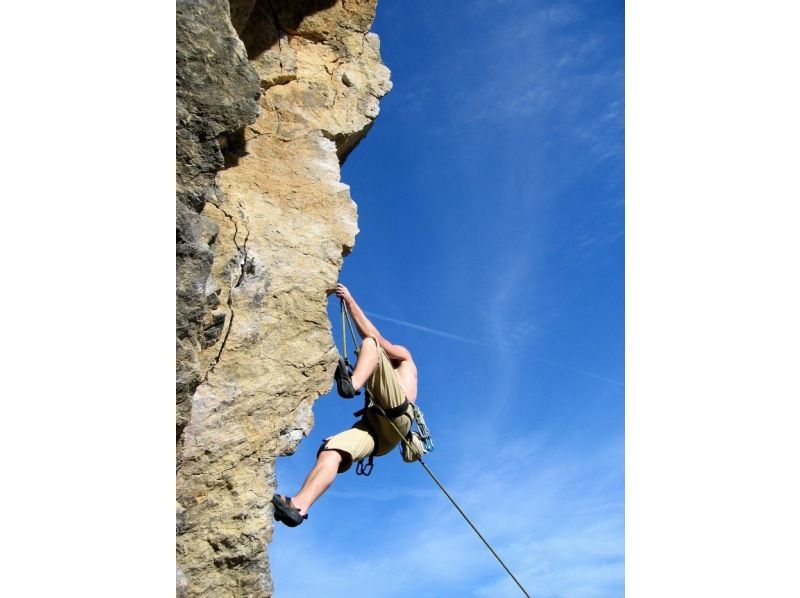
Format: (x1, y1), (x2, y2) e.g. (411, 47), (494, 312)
(334, 356), (358, 398)
(272, 495), (308, 528)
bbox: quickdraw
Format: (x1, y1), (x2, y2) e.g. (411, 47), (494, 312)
(411, 403), (434, 453)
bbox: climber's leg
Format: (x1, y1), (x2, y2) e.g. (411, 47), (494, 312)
(290, 449), (343, 516)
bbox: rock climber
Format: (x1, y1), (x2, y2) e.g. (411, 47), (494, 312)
(271, 283), (419, 527)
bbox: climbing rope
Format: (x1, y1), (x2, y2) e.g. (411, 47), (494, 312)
(377, 405), (531, 598)
(340, 297), (361, 365)
(338, 298), (531, 598)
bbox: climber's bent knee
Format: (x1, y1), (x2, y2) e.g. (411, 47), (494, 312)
(317, 440), (353, 474)
(320, 423), (376, 473)
(317, 447), (343, 464)
(359, 336), (378, 351)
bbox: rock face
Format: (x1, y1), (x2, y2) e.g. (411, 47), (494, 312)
(176, 0), (391, 595)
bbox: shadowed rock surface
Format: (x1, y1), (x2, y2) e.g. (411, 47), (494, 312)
(176, 0), (391, 595)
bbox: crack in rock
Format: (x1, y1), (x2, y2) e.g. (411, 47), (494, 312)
(202, 200), (251, 382)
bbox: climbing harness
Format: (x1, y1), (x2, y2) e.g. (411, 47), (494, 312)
(335, 295), (530, 597)
(353, 389), (417, 476)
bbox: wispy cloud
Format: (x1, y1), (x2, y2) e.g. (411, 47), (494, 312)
(366, 308), (623, 386)
(543, 2), (584, 26)
(573, 86), (625, 162)
(524, 355), (624, 386)
(326, 484), (438, 503)
(365, 310), (488, 345)
(424, 436), (625, 597)
(271, 431), (624, 597)
(438, 2), (624, 168)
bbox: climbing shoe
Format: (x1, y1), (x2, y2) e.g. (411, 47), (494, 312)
(334, 356), (357, 398)
(272, 495), (308, 528)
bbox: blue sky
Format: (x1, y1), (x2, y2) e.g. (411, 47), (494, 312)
(271, 1), (624, 596)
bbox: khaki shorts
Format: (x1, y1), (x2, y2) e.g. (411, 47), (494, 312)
(322, 339), (412, 472)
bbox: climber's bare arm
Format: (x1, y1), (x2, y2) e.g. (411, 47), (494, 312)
(379, 340), (413, 362)
(335, 283), (379, 338)
(335, 283), (412, 362)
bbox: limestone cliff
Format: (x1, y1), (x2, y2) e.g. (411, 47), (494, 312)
(175, 0), (391, 595)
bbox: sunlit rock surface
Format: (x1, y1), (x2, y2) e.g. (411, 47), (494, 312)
(176, 0), (391, 595)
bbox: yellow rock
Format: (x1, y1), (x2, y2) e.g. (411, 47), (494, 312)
(176, 0), (390, 595)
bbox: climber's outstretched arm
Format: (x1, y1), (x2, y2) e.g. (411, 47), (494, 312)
(335, 283), (412, 362)
(335, 283), (378, 338)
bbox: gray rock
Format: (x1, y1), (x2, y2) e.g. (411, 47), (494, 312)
(176, 0), (391, 596)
